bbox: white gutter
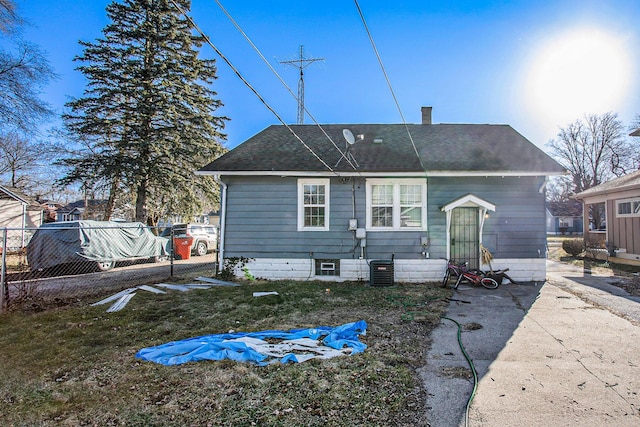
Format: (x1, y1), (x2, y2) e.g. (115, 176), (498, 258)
(197, 170), (567, 178)
(213, 175), (227, 271)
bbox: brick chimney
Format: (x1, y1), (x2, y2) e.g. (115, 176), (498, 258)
(421, 106), (432, 125)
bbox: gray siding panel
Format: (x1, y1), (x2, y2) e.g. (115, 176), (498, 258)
(224, 176), (363, 259)
(429, 176), (547, 259)
(221, 175), (547, 260)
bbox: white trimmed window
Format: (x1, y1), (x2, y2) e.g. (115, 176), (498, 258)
(559, 217), (573, 227)
(298, 179), (330, 231)
(366, 179), (427, 230)
(616, 197), (640, 218)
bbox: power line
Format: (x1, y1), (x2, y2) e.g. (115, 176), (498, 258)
(212, 0), (359, 172)
(168, 0), (337, 174)
(279, 45), (324, 125)
(353, 0), (428, 174)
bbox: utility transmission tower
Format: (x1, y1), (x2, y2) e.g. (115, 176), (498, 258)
(279, 45), (324, 124)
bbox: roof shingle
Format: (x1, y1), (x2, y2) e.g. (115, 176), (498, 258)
(574, 169), (640, 198)
(200, 123), (566, 174)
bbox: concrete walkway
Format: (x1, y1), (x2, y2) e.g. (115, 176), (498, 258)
(422, 260), (640, 427)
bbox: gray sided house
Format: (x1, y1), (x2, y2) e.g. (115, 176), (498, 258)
(199, 108), (566, 283)
(546, 200), (583, 235)
(56, 199), (109, 222)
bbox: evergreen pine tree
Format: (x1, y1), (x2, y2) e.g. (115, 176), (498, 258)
(62, 0), (227, 224)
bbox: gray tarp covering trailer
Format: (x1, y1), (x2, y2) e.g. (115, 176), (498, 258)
(27, 220), (170, 272)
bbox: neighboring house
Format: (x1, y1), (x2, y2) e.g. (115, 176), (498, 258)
(160, 211), (220, 230)
(56, 199), (107, 222)
(574, 169), (640, 266)
(56, 205), (84, 222)
(38, 200), (65, 223)
(546, 200), (583, 235)
(198, 107), (566, 283)
(204, 210), (221, 227)
(190, 211), (221, 227)
(0, 186), (44, 250)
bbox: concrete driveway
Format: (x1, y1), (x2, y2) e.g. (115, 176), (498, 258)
(421, 260), (640, 427)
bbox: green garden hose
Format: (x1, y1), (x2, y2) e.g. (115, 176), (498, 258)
(385, 294), (478, 424)
(443, 316), (478, 427)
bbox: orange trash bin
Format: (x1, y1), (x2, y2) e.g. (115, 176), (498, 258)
(173, 236), (194, 260)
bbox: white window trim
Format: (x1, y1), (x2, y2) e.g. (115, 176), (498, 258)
(366, 178), (427, 231)
(297, 178), (330, 231)
(559, 217), (574, 227)
(616, 197), (640, 218)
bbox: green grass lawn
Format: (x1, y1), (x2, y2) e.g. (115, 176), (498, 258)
(0, 279), (451, 426)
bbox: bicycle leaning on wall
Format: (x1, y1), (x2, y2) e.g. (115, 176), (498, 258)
(441, 259), (499, 290)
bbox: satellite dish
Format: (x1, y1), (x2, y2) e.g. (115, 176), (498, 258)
(343, 128), (355, 145)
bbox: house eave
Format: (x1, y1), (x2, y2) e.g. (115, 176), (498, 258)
(573, 184), (640, 200)
(0, 186), (30, 205)
(196, 170), (566, 178)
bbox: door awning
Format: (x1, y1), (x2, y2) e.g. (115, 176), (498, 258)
(440, 193), (496, 213)
(441, 194), (496, 261)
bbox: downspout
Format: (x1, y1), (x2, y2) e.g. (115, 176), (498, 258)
(538, 176), (548, 193)
(539, 176), (550, 258)
(352, 179), (358, 259)
(21, 202), (27, 248)
(444, 209), (452, 261)
(478, 208), (487, 244)
(214, 175), (227, 274)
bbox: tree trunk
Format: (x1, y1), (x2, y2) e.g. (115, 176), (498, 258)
(104, 179), (119, 221)
(135, 180), (147, 223)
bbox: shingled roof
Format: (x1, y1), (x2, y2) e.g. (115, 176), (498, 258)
(574, 169), (640, 199)
(199, 123), (566, 175)
(547, 200), (583, 217)
(0, 186), (43, 210)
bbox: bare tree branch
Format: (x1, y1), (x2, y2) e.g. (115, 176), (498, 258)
(547, 112), (635, 194)
(0, 41), (55, 132)
(0, 0), (21, 34)
(0, 131), (56, 189)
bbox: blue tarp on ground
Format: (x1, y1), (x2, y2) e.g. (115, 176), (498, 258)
(136, 320), (367, 366)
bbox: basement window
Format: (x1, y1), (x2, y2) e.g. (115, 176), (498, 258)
(315, 259), (340, 276)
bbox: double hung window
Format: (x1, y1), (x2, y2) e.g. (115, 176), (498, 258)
(366, 179), (427, 230)
(298, 179), (330, 231)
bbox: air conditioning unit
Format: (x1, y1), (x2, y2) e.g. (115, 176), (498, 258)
(370, 260), (394, 287)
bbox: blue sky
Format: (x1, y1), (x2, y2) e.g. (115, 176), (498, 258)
(16, 0), (640, 150)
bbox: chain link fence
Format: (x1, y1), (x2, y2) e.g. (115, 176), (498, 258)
(1, 223), (219, 313)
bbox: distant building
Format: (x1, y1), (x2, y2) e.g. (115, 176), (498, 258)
(56, 199), (107, 222)
(546, 200), (583, 235)
(574, 170), (640, 266)
(0, 186), (44, 250)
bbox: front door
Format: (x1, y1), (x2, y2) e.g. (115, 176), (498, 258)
(450, 207), (479, 269)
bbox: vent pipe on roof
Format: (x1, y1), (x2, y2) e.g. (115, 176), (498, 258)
(421, 106), (432, 125)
